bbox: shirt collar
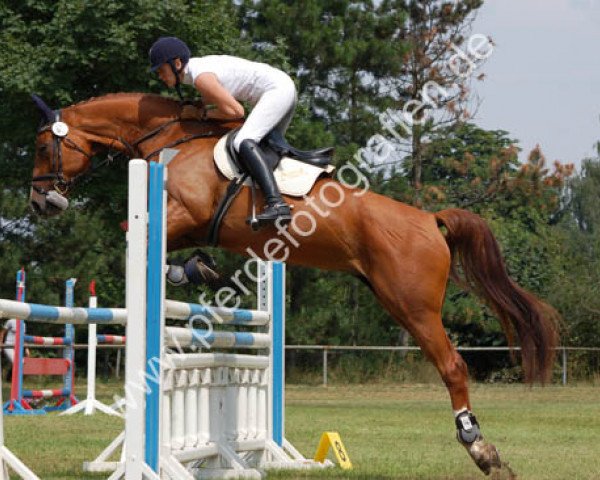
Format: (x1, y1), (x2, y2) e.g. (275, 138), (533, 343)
(182, 62), (193, 85)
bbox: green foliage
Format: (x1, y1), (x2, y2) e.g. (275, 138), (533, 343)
(567, 156), (600, 234)
(546, 156), (600, 347)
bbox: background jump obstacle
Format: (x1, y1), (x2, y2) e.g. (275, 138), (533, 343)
(2, 272), (77, 416)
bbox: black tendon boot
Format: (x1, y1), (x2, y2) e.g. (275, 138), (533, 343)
(238, 139), (292, 225)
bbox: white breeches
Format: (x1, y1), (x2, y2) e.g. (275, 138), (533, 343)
(233, 74), (297, 151)
(3, 347), (14, 364)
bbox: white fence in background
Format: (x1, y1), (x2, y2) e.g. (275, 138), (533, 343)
(286, 346), (600, 386)
(4, 344), (597, 387)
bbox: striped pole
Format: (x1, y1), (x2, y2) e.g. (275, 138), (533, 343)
(13, 270), (26, 410)
(0, 300), (127, 325)
(3, 269), (42, 415)
(164, 299), (271, 325)
(96, 335), (126, 344)
(62, 279), (77, 409)
(23, 336), (72, 346)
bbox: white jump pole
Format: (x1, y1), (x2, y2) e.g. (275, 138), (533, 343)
(107, 159), (158, 480)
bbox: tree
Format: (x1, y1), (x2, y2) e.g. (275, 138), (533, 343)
(418, 123), (572, 220)
(0, 0), (245, 182)
(564, 152), (600, 234)
(376, 0), (488, 203)
(547, 153), (600, 350)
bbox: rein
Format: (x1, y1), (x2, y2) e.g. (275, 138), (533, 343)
(143, 132), (216, 160)
(129, 118), (218, 161)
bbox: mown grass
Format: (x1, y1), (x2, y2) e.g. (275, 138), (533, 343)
(2, 382), (599, 479)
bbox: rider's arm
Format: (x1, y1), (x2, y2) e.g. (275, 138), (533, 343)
(194, 73), (245, 120)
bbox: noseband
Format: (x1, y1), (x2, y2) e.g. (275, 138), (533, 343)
(31, 110), (92, 196)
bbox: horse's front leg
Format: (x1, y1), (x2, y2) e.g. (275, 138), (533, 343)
(163, 197), (222, 288)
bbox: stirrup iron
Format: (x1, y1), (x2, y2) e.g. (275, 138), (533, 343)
(246, 182), (260, 231)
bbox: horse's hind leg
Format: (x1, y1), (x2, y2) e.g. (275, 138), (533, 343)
(365, 260), (507, 476)
(405, 310), (503, 476)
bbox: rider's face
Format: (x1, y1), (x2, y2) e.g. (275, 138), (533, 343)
(157, 59), (183, 88)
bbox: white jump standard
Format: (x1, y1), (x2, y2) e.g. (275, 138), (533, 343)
(95, 160), (326, 479)
(61, 281), (124, 417)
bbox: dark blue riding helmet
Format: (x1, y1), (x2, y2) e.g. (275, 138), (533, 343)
(149, 36), (191, 72)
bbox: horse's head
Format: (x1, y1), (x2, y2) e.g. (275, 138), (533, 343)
(29, 95), (95, 216)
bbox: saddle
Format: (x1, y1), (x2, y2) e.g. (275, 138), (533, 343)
(206, 129), (335, 245)
(225, 128), (333, 172)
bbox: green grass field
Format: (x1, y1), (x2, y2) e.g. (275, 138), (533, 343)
(3, 382), (599, 479)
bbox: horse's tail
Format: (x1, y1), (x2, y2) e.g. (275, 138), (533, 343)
(435, 208), (560, 382)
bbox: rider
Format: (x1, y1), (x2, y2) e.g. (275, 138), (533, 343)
(149, 36), (294, 225)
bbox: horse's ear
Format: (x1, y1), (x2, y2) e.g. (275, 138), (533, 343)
(31, 94), (55, 123)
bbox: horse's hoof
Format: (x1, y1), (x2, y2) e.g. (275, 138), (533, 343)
(460, 437), (516, 478)
(468, 438), (501, 474)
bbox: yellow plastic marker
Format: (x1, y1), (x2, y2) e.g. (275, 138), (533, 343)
(313, 431), (352, 470)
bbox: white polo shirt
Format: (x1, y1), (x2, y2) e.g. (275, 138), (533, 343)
(4, 319), (21, 345)
(183, 55), (292, 105)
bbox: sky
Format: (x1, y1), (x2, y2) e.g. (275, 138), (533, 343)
(472, 0), (600, 170)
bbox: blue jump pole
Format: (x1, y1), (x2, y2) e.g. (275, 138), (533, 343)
(145, 161), (166, 474)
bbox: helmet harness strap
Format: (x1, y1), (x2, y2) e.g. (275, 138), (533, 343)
(168, 59), (185, 102)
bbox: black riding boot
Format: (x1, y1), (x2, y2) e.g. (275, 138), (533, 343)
(238, 139), (292, 225)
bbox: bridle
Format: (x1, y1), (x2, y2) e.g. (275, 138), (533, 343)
(31, 110), (93, 196)
(31, 107), (221, 198)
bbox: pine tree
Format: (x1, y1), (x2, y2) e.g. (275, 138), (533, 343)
(381, 0), (488, 203)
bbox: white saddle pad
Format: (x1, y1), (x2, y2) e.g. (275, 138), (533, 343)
(213, 133), (335, 198)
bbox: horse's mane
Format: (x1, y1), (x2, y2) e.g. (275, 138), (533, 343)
(67, 92), (180, 110)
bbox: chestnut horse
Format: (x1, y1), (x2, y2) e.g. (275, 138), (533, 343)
(29, 93), (558, 476)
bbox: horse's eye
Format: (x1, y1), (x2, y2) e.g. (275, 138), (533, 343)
(38, 144), (48, 153)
